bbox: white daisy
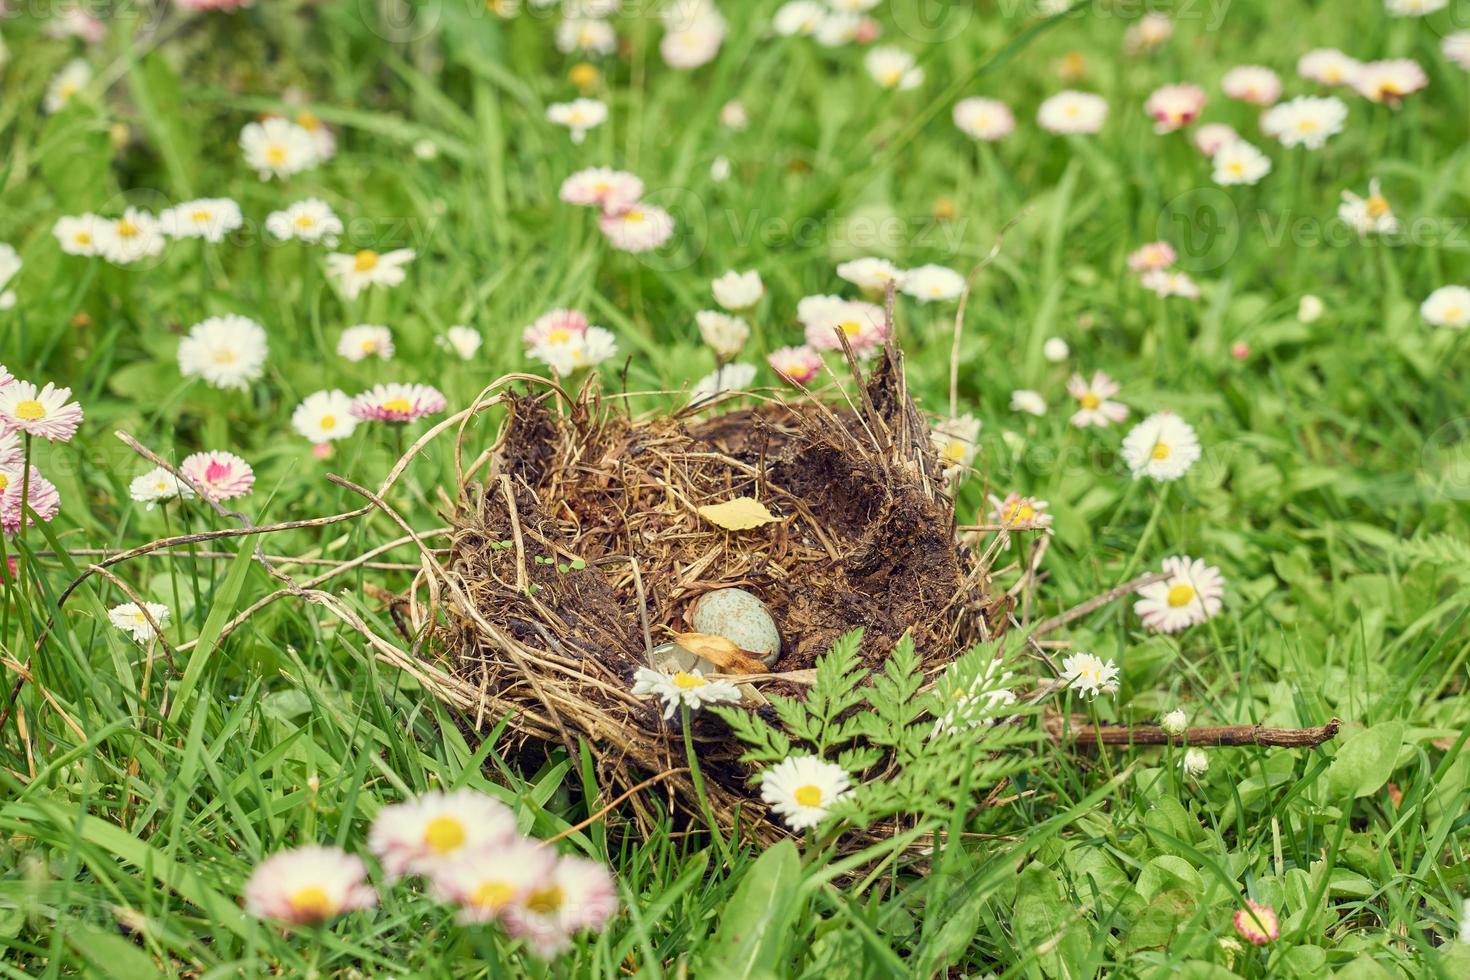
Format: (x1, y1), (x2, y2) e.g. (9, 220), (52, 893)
(1338, 179), (1399, 236)
(53, 214), (107, 257)
(240, 116), (320, 180)
(265, 199), (344, 245)
(1067, 371), (1128, 428)
(1211, 139), (1272, 185)
(44, 58), (91, 113)
(325, 248), (415, 300)
(546, 98), (607, 144)
(128, 466), (196, 510)
(367, 788), (518, 881)
(529, 324), (618, 374)
(694, 311), (750, 359)
(1385, 0), (1446, 14)
(291, 390), (358, 443)
(96, 209), (167, 265)
(1260, 95), (1347, 149)
(953, 97), (1015, 141)
(690, 362), (757, 402)
(337, 324), (395, 362)
(1060, 652), (1119, 700)
(598, 204), (676, 253)
(631, 665), (741, 718)
(661, 12), (726, 70)
(1443, 32), (1470, 71)
(107, 601), (170, 643)
(0, 244), (18, 310)
(1043, 337), (1069, 362)
(177, 315), (269, 390)
(930, 414), (981, 474)
(1134, 555), (1226, 633)
(900, 264), (965, 303)
(1221, 65), (1281, 106)
(1037, 91), (1108, 134)
(159, 198), (244, 243)
(836, 257), (905, 293)
(773, 1), (826, 36)
(1192, 123), (1240, 157)
(759, 755), (852, 830)
(1010, 389), (1046, 416)
(438, 325), (482, 360)
(864, 47), (923, 90)
(556, 18), (617, 55)
(711, 269), (763, 311)
(1421, 286), (1470, 329)
(1297, 48), (1360, 86)
(1140, 269), (1201, 299)
(1298, 294), (1325, 323)
(1121, 411), (1201, 481)
(1182, 748), (1210, 776)
(932, 657), (1018, 736)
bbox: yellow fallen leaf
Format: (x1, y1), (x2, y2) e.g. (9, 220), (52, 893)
(697, 496), (779, 531)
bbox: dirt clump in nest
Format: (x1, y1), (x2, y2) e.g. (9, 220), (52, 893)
(431, 346), (1004, 836)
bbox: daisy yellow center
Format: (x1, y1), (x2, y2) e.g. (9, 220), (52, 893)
(547, 328), (573, 344)
(287, 885), (336, 919)
(422, 815), (467, 854)
(1296, 119), (1318, 132)
(1380, 82), (1401, 97)
(941, 440), (966, 465)
(1066, 105), (1080, 118)
(14, 400), (46, 421)
(1166, 583), (1196, 607)
(592, 181), (610, 194)
(133, 611), (147, 622)
(1444, 306), (1464, 321)
(569, 64), (599, 88)
(297, 111), (321, 131)
(1080, 392), (1100, 410)
(671, 671), (706, 690)
(1150, 442), (1171, 460)
(880, 69), (901, 86)
(837, 320), (863, 337)
(623, 210), (645, 224)
(567, 109), (585, 124)
(793, 784), (823, 807)
(75, 231), (93, 245)
(524, 884), (565, 916)
(191, 209), (212, 223)
(117, 220), (139, 239)
(0, 475), (8, 491)
(266, 145), (287, 165)
(354, 250), (380, 272)
(212, 348), (237, 364)
(1005, 501), (1036, 522)
(1228, 161), (1245, 176)
(320, 414), (337, 430)
(470, 880), (517, 910)
(382, 397), (413, 414)
(59, 82), (79, 99)
(1366, 196), (1390, 218)
(294, 214), (317, 229)
(361, 340), (378, 352)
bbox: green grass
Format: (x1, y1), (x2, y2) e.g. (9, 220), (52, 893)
(2, 0), (1470, 976)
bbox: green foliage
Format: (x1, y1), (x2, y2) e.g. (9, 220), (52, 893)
(716, 631), (1034, 829)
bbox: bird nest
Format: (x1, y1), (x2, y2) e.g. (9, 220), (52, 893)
(408, 345), (1008, 839)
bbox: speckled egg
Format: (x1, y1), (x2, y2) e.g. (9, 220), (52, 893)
(690, 588), (781, 665)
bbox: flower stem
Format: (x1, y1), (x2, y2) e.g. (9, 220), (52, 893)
(681, 704), (731, 864)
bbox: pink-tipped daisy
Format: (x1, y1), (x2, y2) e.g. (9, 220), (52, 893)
(0, 465), (62, 536)
(368, 789), (519, 881)
(1144, 83), (1206, 133)
(768, 345), (825, 385)
(502, 855), (619, 959)
(0, 381), (84, 442)
(349, 383), (447, 423)
(1127, 241), (1176, 273)
(598, 203), (676, 253)
(522, 308), (590, 347)
(1233, 900), (1279, 945)
(559, 168), (645, 212)
(179, 451), (255, 502)
(428, 839), (557, 925)
(243, 845), (377, 926)
(1066, 371), (1129, 428)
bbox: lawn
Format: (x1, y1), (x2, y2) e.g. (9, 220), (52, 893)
(2, 0), (1470, 976)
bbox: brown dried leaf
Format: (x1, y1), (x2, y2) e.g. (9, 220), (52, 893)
(674, 632), (770, 675)
(697, 496), (779, 531)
